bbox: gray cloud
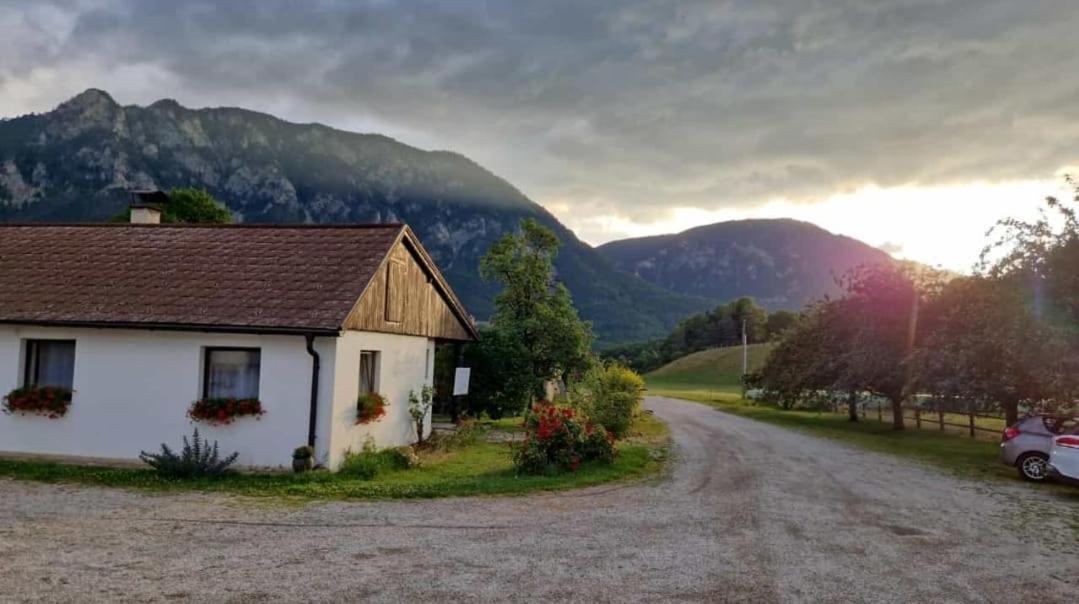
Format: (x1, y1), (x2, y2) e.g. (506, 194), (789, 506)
(2, 0), (1078, 238)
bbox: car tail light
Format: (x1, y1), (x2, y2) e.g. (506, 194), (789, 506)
(1056, 436), (1079, 449)
(1002, 426), (1021, 442)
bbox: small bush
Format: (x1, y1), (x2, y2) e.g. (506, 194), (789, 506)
(292, 445), (314, 460)
(408, 386), (434, 444)
(571, 363), (644, 438)
(356, 392), (387, 424)
(578, 426), (617, 465)
(139, 428), (238, 479)
(339, 439), (412, 480)
(511, 402), (616, 475)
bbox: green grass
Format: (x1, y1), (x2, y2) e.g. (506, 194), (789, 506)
(0, 415), (669, 500)
(645, 344), (773, 391)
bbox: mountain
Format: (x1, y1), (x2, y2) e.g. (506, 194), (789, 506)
(597, 219), (896, 310)
(0, 89), (711, 345)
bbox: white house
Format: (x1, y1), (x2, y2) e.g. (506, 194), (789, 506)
(0, 209), (477, 470)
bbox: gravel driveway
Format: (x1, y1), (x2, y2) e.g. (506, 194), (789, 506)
(2, 396), (1076, 603)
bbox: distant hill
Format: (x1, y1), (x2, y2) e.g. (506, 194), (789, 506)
(597, 219), (896, 310)
(646, 344), (773, 389)
(0, 89), (712, 345)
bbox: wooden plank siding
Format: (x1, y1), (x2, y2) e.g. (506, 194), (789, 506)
(344, 237), (474, 341)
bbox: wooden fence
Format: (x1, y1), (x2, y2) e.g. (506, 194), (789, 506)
(858, 400), (1003, 439)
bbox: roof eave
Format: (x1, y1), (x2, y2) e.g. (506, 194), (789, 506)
(0, 319), (340, 337)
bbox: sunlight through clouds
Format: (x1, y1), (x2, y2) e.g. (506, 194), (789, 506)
(556, 178), (1071, 273)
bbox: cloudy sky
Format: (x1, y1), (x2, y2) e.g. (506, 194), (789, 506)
(2, 0), (1078, 271)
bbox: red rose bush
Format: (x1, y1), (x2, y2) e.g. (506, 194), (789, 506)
(511, 401), (616, 475)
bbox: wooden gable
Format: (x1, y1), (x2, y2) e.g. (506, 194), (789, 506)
(343, 236), (475, 341)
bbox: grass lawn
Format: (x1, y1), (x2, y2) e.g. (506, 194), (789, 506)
(0, 414), (669, 500)
(645, 344), (772, 390)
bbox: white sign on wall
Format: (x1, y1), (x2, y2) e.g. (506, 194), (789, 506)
(453, 367), (471, 396)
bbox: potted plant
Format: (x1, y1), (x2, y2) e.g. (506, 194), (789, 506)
(292, 445), (314, 473)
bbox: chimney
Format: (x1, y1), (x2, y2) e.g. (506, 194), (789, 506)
(128, 190), (169, 224)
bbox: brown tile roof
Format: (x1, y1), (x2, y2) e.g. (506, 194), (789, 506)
(0, 224), (410, 334)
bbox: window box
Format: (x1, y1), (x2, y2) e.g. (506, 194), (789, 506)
(187, 397), (265, 425)
(2, 386), (73, 418)
(356, 392), (387, 425)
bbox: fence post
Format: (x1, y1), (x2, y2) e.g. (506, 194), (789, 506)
(877, 402), (882, 422)
(915, 404), (921, 429)
(938, 399), (944, 431)
(968, 401), (976, 438)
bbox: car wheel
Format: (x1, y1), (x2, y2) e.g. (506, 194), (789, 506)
(1017, 452), (1049, 482)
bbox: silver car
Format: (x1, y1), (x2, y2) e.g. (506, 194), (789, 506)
(1047, 432), (1079, 485)
(999, 415), (1079, 482)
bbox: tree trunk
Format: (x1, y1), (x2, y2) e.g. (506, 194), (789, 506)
(1003, 399), (1019, 427)
(891, 397), (905, 430)
(847, 392), (859, 422)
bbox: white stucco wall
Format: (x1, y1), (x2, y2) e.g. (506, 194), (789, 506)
(0, 325), (334, 468)
(0, 325), (437, 471)
(325, 330), (435, 469)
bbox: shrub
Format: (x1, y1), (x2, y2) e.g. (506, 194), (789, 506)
(2, 386), (73, 418)
(139, 428), (238, 479)
(292, 445), (314, 460)
(571, 363), (644, 438)
(408, 386), (434, 444)
(511, 402), (616, 475)
(356, 392), (387, 424)
(187, 398), (264, 425)
(339, 439), (412, 480)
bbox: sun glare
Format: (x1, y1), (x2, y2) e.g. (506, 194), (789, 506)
(560, 179), (1072, 273)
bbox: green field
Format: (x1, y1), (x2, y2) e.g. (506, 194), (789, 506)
(645, 343), (772, 401)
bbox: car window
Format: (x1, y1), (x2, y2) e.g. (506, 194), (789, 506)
(1044, 417), (1079, 435)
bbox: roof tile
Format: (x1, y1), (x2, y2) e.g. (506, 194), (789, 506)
(0, 224), (405, 333)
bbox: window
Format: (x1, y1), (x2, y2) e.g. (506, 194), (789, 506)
(203, 348), (261, 399)
(359, 351), (380, 396)
(24, 340), (76, 389)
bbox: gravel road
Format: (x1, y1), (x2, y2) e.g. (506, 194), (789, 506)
(2, 396), (1076, 603)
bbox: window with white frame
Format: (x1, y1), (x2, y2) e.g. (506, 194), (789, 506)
(203, 348), (261, 399)
(359, 350), (380, 395)
(24, 340), (76, 389)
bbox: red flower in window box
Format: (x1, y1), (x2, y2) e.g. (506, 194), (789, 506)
(356, 392), (387, 425)
(187, 397), (265, 425)
(2, 386), (73, 418)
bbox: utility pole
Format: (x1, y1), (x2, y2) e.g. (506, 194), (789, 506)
(741, 318), (748, 398)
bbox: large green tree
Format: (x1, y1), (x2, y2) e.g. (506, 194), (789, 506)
(465, 219), (594, 416)
(913, 276), (1074, 425)
(760, 301), (852, 415)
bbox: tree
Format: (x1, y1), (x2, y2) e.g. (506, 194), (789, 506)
(760, 302), (842, 410)
(112, 187), (232, 224)
(764, 310), (799, 340)
(913, 276), (1075, 425)
(466, 219), (594, 415)
(836, 264), (923, 429)
(981, 176), (1079, 334)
